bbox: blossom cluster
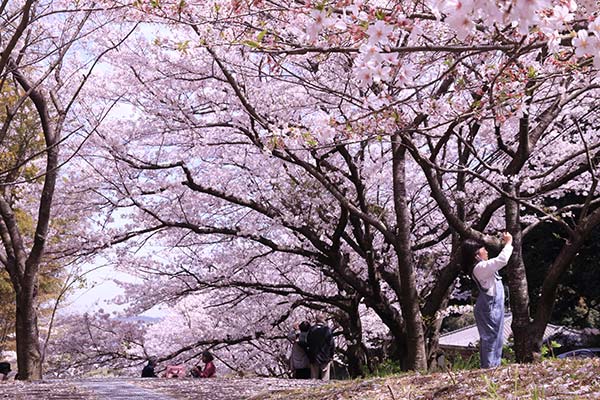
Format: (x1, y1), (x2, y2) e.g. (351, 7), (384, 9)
(302, 1), (600, 91)
(572, 17), (600, 67)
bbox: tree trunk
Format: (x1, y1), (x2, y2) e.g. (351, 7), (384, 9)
(422, 240), (462, 367)
(332, 250), (410, 371)
(341, 300), (367, 378)
(529, 231), (586, 350)
(392, 133), (427, 370)
(15, 284), (42, 380)
(504, 183), (535, 362)
(424, 291), (452, 369)
(6, 58), (62, 381)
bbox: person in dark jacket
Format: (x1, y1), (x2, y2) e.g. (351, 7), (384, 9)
(0, 362), (11, 381)
(306, 315), (334, 380)
(141, 357), (158, 378)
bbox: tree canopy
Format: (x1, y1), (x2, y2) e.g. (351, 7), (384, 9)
(1, 0), (600, 379)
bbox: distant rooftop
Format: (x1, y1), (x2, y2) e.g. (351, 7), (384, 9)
(439, 314), (584, 349)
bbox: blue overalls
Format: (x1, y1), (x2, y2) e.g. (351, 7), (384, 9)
(473, 271), (505, 368)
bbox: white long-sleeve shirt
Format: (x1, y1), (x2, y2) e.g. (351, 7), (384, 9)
(473, 244), (513, 296)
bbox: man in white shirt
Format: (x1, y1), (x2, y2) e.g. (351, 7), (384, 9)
(464, 232), (513, 368)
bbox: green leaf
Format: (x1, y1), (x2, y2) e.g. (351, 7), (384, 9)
(177, 40), (190, 53)
(257, 29), (267, 43)
(243, 40), (260, 48)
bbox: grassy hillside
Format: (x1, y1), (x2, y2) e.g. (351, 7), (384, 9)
(254, 358), (600, 399)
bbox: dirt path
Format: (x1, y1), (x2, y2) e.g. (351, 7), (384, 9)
(0, 377), (322, 399)
(79, 378), (178, 399)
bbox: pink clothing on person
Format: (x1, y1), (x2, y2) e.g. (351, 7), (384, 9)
(199, 361), (216, 378)
(165, 364), (186, 378)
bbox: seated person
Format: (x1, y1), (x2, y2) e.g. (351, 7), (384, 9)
(190, 351), (216, 378)
(0, 362), (10, 381)
(141, 357), (158, 378)
(165, 364), (186, 378)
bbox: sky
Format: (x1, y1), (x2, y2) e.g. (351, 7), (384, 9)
(63, 263), (167, 318)
(64, 265), (125, 312)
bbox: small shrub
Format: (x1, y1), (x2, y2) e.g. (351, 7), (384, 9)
(531, 385), (546, 400)
(450, 353), (479, 371)
(367, 359), (403, 377)
(501, 340), (516, 365)
(483, 375), (501, 399)
(540, 341), (561, 359)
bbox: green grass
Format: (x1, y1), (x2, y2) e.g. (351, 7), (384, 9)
(254, 358), (600, 400)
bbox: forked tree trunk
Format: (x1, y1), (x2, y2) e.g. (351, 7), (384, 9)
(392, 133), (427, 370)
(4, 62), (61, 380)
(504, 183), (535, 362)
(342, 300), (367, 378)
(15, 285), (42, 380)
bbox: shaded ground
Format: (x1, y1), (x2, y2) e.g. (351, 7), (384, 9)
(0, 359), (598, 399)
(134, 377), (322, 399)
(255, 358), (600, 400)
(79, 379), (178, 399)
(0, 380), (95, 399)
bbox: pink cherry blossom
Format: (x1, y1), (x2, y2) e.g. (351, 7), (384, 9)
(345, 0), (368, 21)
(589, 17), (600, 38)
(366, 20), (393, 45)
(565, 0), (578, 12)
(445, 12), (474, 40)
(545, 29), (562, 53)
(510, 0), (549, 34)
(306, 9), (333, 43)
(396, 63), (416, 87)
(549, 5), (574, 27)
(359, 43), (383, 62)
(371, 63), (391, 83)
(354, 63), (374, 87)
(471, 2), (503, 25)
(444, 0), (474, 14)
(20, 0), (600, 379)
(572, 29), (595, 57)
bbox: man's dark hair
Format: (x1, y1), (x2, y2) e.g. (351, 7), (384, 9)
(299, 321), (311, 332)
(461, 239), (484, 276)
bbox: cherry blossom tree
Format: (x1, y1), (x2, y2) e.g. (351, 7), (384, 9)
(68, 7), (456, 371)
(0, 0), (135, 379)
(58, 0), (600, 373)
